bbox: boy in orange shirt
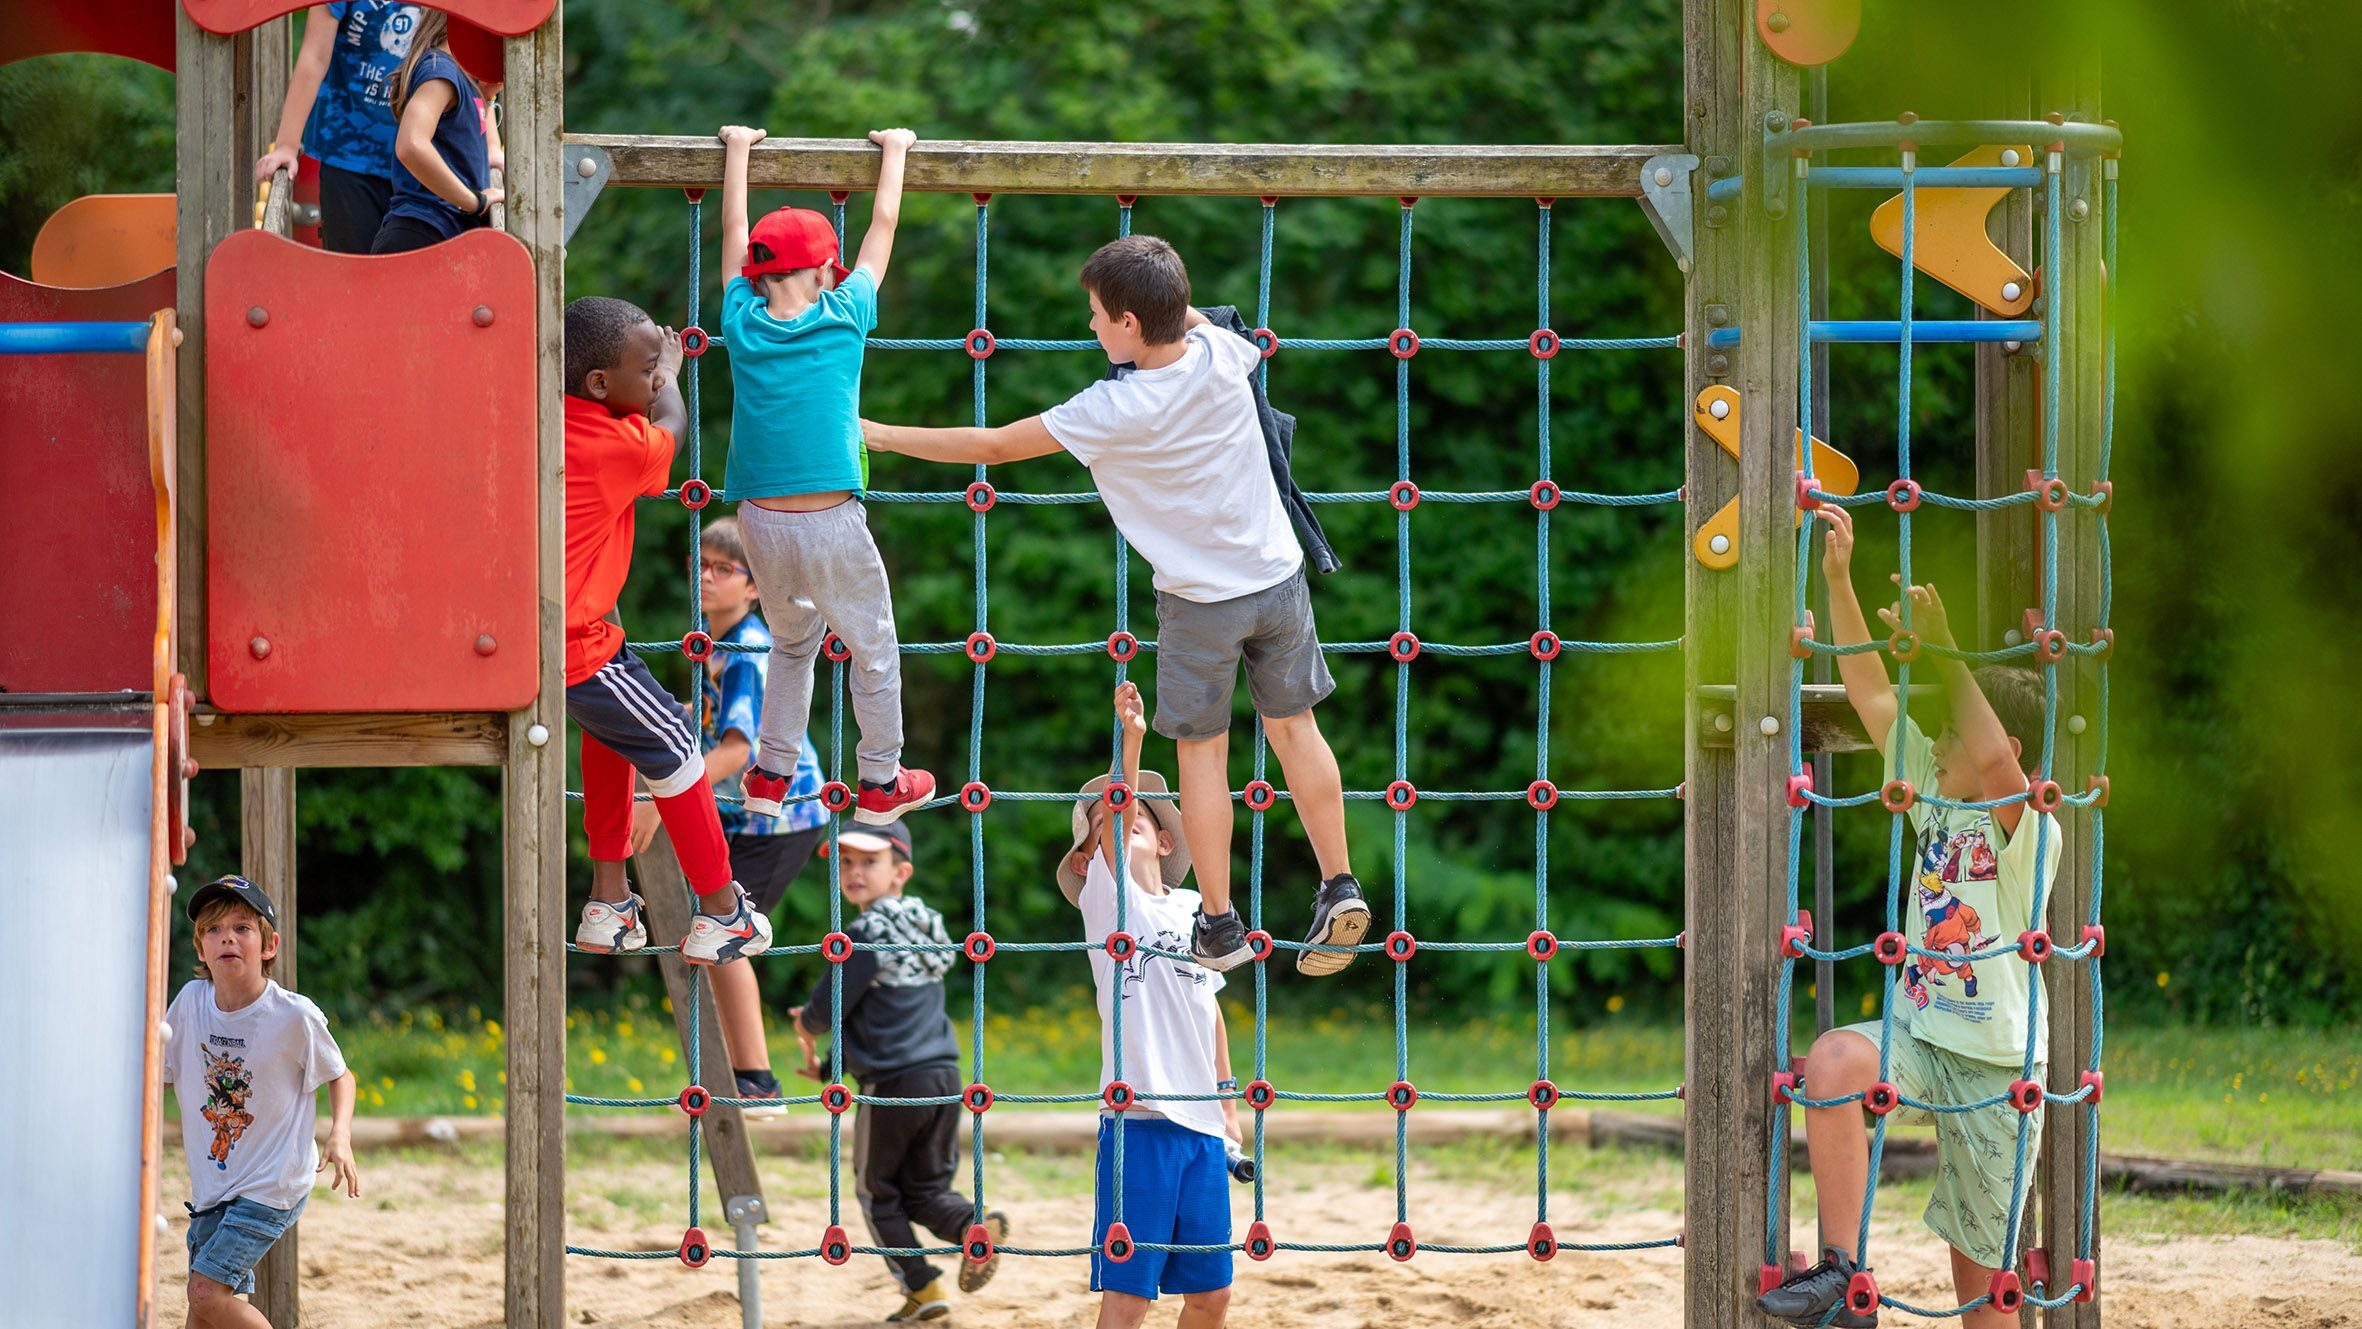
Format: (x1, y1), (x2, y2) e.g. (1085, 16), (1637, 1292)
(563, 295), (772, 965)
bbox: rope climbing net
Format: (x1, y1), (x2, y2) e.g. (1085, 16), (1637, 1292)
(560, 178), (1695, 1271)
(1771, 133), (2117, 1317)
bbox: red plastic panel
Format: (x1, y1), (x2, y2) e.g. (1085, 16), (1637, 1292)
(1, 0), (176, 70)
(0, 269), (175, 695)
(206, 229), (538, 711)
(182, 0), (553, 37)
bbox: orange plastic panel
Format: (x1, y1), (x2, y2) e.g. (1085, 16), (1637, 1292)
(31, 195), (177, 289)
(1757, 0), (1861, 68)
(1, 0), (175, 70)
(182, 0), (552, 36)
(1870, 146), (2037, 317)
(1691, 385), (1858, 571)
(0, 270), (176, 694)
(205, 229), (539, 711)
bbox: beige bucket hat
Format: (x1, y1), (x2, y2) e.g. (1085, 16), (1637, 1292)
(1055, 770), (1193, 905)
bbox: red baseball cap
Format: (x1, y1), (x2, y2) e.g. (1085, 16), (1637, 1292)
(745, 207), (851, 286)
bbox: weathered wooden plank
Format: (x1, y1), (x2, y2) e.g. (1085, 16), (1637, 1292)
(503, 10), (569, 1329)
(242, 767), (300, 1328)
(573, 133), (1674, 198)
(1696, 683), (1937, 754)
(189, 711), (507, 767)
(175, 11), (229, 699)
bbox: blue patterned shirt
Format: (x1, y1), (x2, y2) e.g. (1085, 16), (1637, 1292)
(300, 3), (422, 178)
(699, 614), (826, 835)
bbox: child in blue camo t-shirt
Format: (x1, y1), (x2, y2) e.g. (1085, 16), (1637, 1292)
(255, 3), (424, 252)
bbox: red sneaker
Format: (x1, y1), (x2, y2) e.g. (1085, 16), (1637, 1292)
(854, 768), (936, 825)
(740, 767), (789, 818)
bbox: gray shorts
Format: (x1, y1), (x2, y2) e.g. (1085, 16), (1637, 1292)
(1151, 570), (1333, 741)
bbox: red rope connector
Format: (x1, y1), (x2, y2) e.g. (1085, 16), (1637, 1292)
(2027, 470), (2071, 512)
(821, 1224), (851, 1265)
(1102, 1222), (1134, 1263)
(2089, 626), (2115, 661)
(1388, 630), (1421, 662)
(960, 781), (992, 812)
(823, 633), (851, 662)
(1386, 780), (1418, 810)
(2019, 929), (2053, 963)
(1243, 779), (1277, 811)
(1786, 772), (1815, 810)
(828, 190), (850, 205)
(1530, 630), (1563, 661)
(1244, 1220), (1275, 1260)
(2078, 1070), (2105, 1105)
(678, 478), (713, 510)
(1250, 327), (1279, 359)
(821, 1082), (853, 1114)
(1527, 780), (1558, 811)
(972, 192), (993, 206)
(1389, 480), (1421, 511)
(1259, 194), (1280, 207)
(1105, 930), (1138, 961)
(2072, 1257), (2098, 1303)
(1846, 1270), (1880, 1317)
(1527, 930), (1559, 962)
(963, 931), (995, 963)
(1989, 1269), (2024, 1315)
(1887, 629), (1921, 663)
(964, 1082), (995, 1113)
(1881, 779), (1916, 813)
(965, 631), (997, 664)
(2008, 1079), (2044, 1114)
(1780, 908), (1815, 957)
(1388, 328), (1420, 359)
(1886, 478), (1921, 512)
(1790, 624), (1816, 660)
(1529, 329), (1560, 359)
(964, 1222), (997, 1264)
(682, 631), (715, 663)
(1795, 471), (1824, 512)
(2028, 779), (2065, 814)
(1761, 1264), (1786, 1297)
(1530, 479), (1562, 510)
(679, 1227), (711, 1267)
(678, 1084), (710, 1117)
(1115, 194), (1138, 208)
(1102, 1081), (1135, 1112)
(1865, 1081), (1900, 1115)
(1102, 779), (1133, 812)
(2031, 628), (2068, 664)
(2080, 923), (2106, 957)
(1244, 1079), (1276, 1111)
(1107, 630), (1139, 662)
(2091, 479), (2113, 515)
(1528, 1080), (1559, 1111)
(1398, 195), (1419, 209)
(1387, 1221), (1417, 1262)
(680, 326), (709, 358)
(964, 480), (997, 512)
(1772, 1070), (1799, 1104)
(820, 781), (854, 812)
(1245, 929), (1273, 962)
(1388, 1080), (1418, 1110)
(965, 328), (996, 359)
(1385, 930), (1417, 961)
(1874, 931), (1908, 966)
(684, 187), (706, 203)
(1528, 1221), (1557, 1261)
(821, 930), (853, 962)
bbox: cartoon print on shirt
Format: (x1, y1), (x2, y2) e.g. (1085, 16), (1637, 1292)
(1904, 822), (2000, 1011)
(201, 1047), (256, 1170)
(1114, 921), (1208, 1000)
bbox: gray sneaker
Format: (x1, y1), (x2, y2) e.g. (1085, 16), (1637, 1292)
(1756, 1247), (1878, 1328)
(1296, 874), (1371, 976)
(1191, 909), (1256, 971)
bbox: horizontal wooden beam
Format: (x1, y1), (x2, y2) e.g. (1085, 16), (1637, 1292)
(569, 134), (1675, 198)
(1695, 683), (1934, 754)
(191, 711), (507, 767)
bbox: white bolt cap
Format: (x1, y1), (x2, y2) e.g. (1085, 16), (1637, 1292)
(2003, 629), (2024, 646)
(1654, 166), (1674, 187)
(156, 1212), (170, 1234)
(1709, 534), (1732, 555)
(1714, 712), (1734, 733)
(2001, 149), (2022, 167)
(2001, 281), (2023, 302)
(576, 156), (598, 177)
(158, 1020), (173, 1043)
(1709, 397), (1731, 420)
(1759, 715), (1781, 736)
(2067, 714), (2088, 735)
(165, 873), (178, 895)
(526, 723), (551, 747)
(2003, 340), (2022, 353)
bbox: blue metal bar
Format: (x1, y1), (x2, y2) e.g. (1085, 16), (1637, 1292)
(1706, 175), (1743, 202)
(1706, 319), (2041, 348)
(1710, 167), (2039, 200)
(0, 322), (150, 355)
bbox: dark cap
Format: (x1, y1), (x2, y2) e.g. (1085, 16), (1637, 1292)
(185, 874), (278, 929)
(824, 821), (912, 862)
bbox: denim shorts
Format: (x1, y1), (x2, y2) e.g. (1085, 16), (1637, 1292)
(186, 1193), (306, 1295)
(1151, 569), (1333, 741)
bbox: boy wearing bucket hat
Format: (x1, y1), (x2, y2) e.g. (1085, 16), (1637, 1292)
(716, 121), (937, 832)
(1061, 681), (1242, 1323)
(163, 875), (361, 1325)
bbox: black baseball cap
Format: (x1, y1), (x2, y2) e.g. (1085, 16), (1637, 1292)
(185, 874), (279, 929)
(824, 821), (912, 862)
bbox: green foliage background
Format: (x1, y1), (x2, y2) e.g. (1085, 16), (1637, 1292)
(4, 0), (2358, 1030)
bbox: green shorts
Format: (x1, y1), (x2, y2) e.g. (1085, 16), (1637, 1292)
(1831, 1007), (2045, 1269)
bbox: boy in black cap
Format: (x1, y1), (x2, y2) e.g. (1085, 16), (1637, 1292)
(791, 821), (1006, 1321)
(164, 875), (360, 1328)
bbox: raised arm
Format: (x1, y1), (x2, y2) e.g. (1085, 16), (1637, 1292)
(1900, 582), (2030, 835)
(1114, 681), (1148, 845)
(256, 6), (337, 182)
(863, 414), (1064, 466)
(649, 326), (688, 440)
(718, 124), (765, 278)
(851, 128), (915, 283)
(1816, 506), (1899, 755)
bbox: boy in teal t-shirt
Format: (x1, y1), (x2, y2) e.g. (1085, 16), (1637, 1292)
(716, 122), (935, 831)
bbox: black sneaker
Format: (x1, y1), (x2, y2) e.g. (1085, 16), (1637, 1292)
(1756, 1247), (1878, 1328)
(735, 1069), (786, 1121)
(1296, 874), (1371, 976)
(1191, 908), (1256, 971)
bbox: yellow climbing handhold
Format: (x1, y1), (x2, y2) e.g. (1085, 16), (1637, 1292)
(1691, 385), (1858, 571)
(1869, 145), (2036, 316)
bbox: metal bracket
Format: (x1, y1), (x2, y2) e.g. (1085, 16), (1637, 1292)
(1637, 153), (1702, 274)
(723, 1193), (769, 1226)
(561, 142), (614, 245)
(1760, 109), (1794, 219)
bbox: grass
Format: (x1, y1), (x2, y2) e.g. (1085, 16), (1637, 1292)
(317, 996), (2362, 1173)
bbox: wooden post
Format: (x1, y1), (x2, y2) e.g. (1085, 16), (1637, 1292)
(1974, 73), (2040, 653)
(2036, 62), (2107, 1329)
(502, 9), (569, 1328)
(241, 768), (300, 1327)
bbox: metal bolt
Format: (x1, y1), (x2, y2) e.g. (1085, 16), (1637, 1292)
(526, 723), (551, 748)
(1705, 303), (1732, 326)
(1709, 397), (1731, 420)
(246, 307), (268, 328)
(1713, 712), (1734, 733)
(2001, 149), (2023, 167)
(2001, 281), (2024, 302)
(2003, 629), (2024, 646)
(249, 635), (272, 660)
(473, 305), (495, 327)
(475, 633), (498, 656)
(1654, 166), (1674, 188)
(1767, 11), (1790, 31)
(1707, 353), (1730, 377)
(2067, 714), (2088, 735)
(2003, 340), (2022, 353)
(576, 155), (598, 178)
(1759, 715), (1781, 737)
(2069, 199), (2090, 221)
(1706, 204), (1729, 226)
(1709, 534), (1732, 555)
(1767, 110), (1789, 134)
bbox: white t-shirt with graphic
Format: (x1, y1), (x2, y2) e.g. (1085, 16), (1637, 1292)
(1889, 718), (2063, 1068)
(1041, 324), (1302, 604)
(1078, 855), (1229, 1140)
(162, 979), (348, 1210)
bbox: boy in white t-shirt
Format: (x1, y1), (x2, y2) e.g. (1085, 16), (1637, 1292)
(866, 235), (1369, 977)
(163, 875), (360, 1328)
(1056, 681), (1241, 1325)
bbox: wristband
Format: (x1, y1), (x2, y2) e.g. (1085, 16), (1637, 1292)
(1217, 1078), (1239, 1091)
(469, 187), (488, 217)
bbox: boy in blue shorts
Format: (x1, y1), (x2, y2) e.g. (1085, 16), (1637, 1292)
(1059, 682), (1239, 1327)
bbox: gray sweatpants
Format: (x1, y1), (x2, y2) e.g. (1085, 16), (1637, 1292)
(736, 499), (904, 786)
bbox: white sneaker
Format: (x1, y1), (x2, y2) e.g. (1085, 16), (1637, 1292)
(681, 886), (773, 966)
(575, 892), (648, 954)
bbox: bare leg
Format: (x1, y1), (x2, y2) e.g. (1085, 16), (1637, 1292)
(709, 957), (770, 1074)
(1799, 1029), (1880, 1259)
(1175, 733), (1233, 915)
(1259, 709), (1349, 879)
(588, 857), (630, 906)
(1095, 1290), (1153, 1329)
(1951, 1246), (2013, 1329)
(1178, 1287), (1232, 1329)
(185, 1276), (272, 1329)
